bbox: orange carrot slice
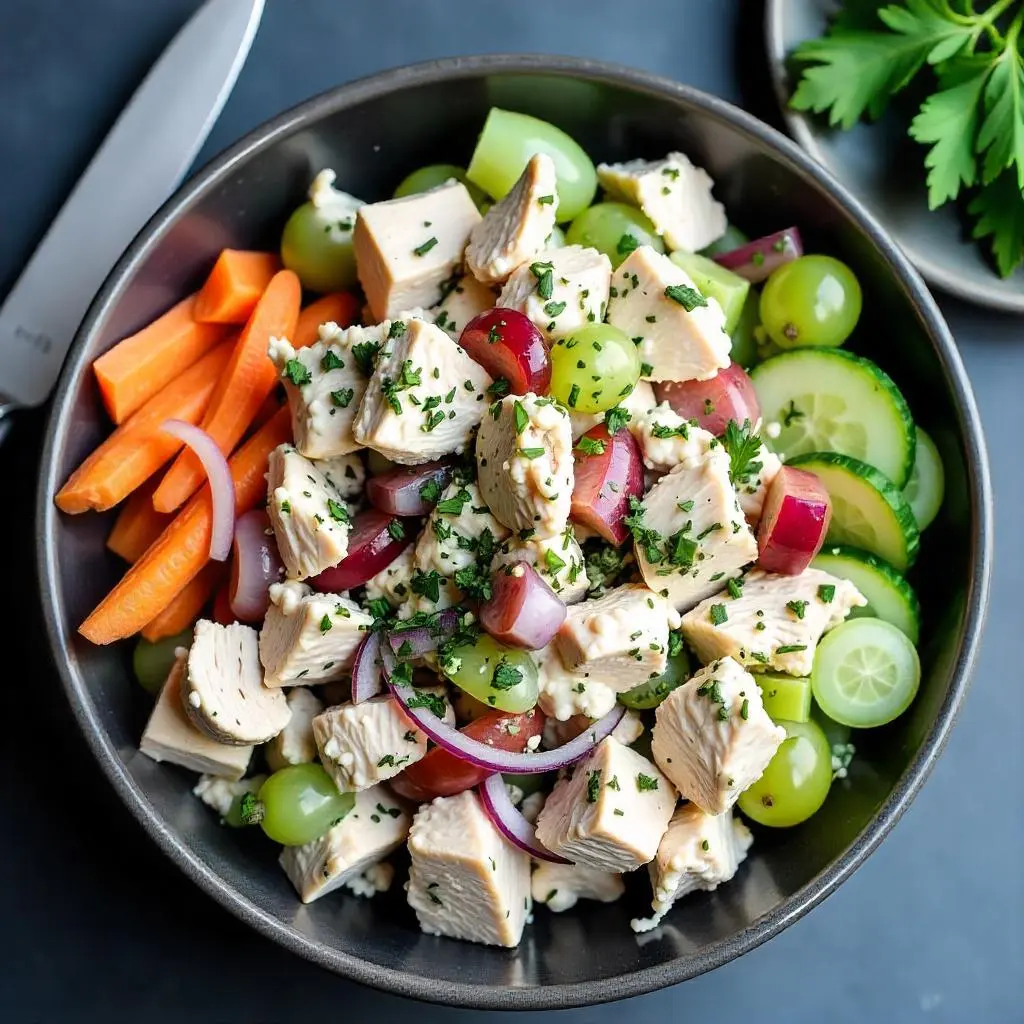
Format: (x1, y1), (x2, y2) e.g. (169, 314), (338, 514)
(79, 405), (291, 644)
(140, 561), (224, 641)
(55, 341), (234, 515)
(106, 479), (172, 563)
(293, 291), (360, 349)
(152, 269), (301, 514)
(92, 295), (227, 424)
(193, 250), (281, 324)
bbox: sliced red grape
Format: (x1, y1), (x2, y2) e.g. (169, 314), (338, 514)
(309, 508), (417, 592)
(654, 362), (760, 436)
(570, 424), (644, 545)
(366, 461), (452, 517)
(714, 227), (803, 284)
(480, 562), (566, 649)
(758, 466), (832, 575)
(459, 308), (551, 394)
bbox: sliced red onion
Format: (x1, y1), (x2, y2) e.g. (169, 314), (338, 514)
(161, 419), (234, 561)
(351, 630), (384, 704)
(478, 774), (568, 863)
(714, 227), (803, 283)
(229, 509), (283, 622)
(386, 608), (460, 660)
(366, 461), (453, 517)
(479, 562), (565, 650)
(388, 679), (625, 773)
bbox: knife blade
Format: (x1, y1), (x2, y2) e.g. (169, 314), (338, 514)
(0, 0), (264, 412)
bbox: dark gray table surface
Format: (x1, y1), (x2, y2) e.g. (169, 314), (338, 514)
(1, 1), (1020, 1021)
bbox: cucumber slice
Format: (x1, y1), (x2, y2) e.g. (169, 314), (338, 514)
(789, 452), (920, 571)
(903, 426), (945, 530)
(729, 287), (761, 369)
(812, 545), (920, 643)
(756, 673), (811, 723)
(669, 250), (750, 334)
(751, 348), (915, 487)
(811, 617), (920, 728)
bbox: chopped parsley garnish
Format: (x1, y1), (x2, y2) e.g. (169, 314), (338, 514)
(282, 359), (311, 386)
(666, 530), (698, 569)
(422, 410), (445, 432)
(664, 283), (708, 311)
(740, 698), (750, 721)
(492, 658), (523, 691)
(544, 549), (567, 574)
(567, 383), (581, 408)
(538, 194), (556, 205)
(419, 477), (443, 505)
(617, 233), (640, 256)
(636, 773), (659, 792)
(709, 603), (728, 626)
(787, 599), (808, 620)
(352, 340), (382, 377)
(544, 300), (567, 317)
(513, 400), (528, 434)
(327, 498), (350, 524)
(640, 361), (654, 377)
(387, 520), (406, 541)
(650, 421), (689, 439)
(586, 770), (602, 803)
(667, 630), (684, 659)
(436, 488), (471, 515)
(279, 500), (291, 514)
(776, 644), (808, 654)
(331, 387), (354, 408)
(818, 584), (835, 604)
(387, 320), (408, 341)
(410, 569), (445, 603)
(604, 406), (631, 433)
(606, 775), (621, 792)
(412, 237), (438, 257)
(487, 377), (510, 399)
(320, 350), (345, 372)
(530, 261), (554, 300)
(722, 418), (764, 485)
(406, 690), (448, 718)
(727, 577), (744, 600)
(319, 614), (333, 633)
(584, 542), (629, 597)
(518, 447), (545, 459)
(577, 435), (606, 456)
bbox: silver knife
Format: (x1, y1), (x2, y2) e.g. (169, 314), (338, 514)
(0, 0), (264, 430)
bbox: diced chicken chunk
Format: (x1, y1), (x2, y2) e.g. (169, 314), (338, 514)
(607, 246), (730, 383)
(139, 653), (253, 779)
(407, 790), (532, 947)
(314, 451), (366, 501)
(498, 245), (611, 342)
(268, 329), (369, 459)
(354, 181), (482, 320)
(736, 443), (782, 526)
(259, 581), (373, 687)
(430, 274), (496, 340)
(352, 318), (491, 464)
(313, 691), (453, 792)
(536, 737), (676, 872)
(343, 861), (395, 898)
(629, 402), (715, 473)
(193, 773), (266, 817)
(182, 620), (290, 745)
(652, 656), (785, 814)
(682, 567), (866, 675)
(267, 445), (352, 580)
(466, 154), (559, 284)
(532, 642), (618, 722)
(280, 784), (410, 903)
(493, 529), (588, 604)
(475, 392), (573, 538)
(542, 708), (644, 749)
(631, 804), (753, 933)
(532, 861), (625, 913)
(555, 584), (678, 692)
(568, 379), (657, 441)
(597, 152), (727, 252)
(634, 446), (758, 612)
(265, 687), (324, 771)
(364, 545), (416, 608)
(402, 478), (509, 616)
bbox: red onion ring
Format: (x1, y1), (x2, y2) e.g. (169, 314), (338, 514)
(161, 419), (234, 561)
(351, 630), (384, 704)
(229, 509), (283, 622)
(713, 227), (803, 284)
(388, 678), (625, 773)
(478, 773), (568, 863)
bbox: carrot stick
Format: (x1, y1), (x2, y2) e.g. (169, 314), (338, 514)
(193, 250), (281, 324)
(106, 479), (171, 562)
(92, 295), (228, 424)
(56, 341), (234, 515)
(251, 391), (283, 432)
(152, 270), (301, 514)
(140, 561), (224, 641)
(80, 405), (291, 644)
(293, 292), (360, 349)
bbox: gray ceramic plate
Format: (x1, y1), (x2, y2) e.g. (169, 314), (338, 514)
(766, 0), (1024, 314)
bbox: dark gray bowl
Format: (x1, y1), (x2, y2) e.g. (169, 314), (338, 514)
(37, 55), (992, 1009)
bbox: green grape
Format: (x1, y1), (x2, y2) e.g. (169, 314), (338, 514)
(810, 700), (852, 749)
(132, 628), (192, 695)
(280, 202), (358, 293)
(619, 646), (690, 710)
(255, 764), (355, 847)
(699, 223), (750, 258)
(467, 108), (597, 222)
(729, 287), (762, 369)
(737, 718), (833, 827)
(565, 202), (664, 268)
(440, 633), (539, 713)
(760, 255), (862, 349)
(550, 324), (641, 414)
(393, 163), (489, 211)
(545, 224), (566, 249)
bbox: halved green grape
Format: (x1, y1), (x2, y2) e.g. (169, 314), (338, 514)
(903, 426), (945, 530)
(550, 323), (641, 414)
(566, 202), (664, 268)
(255, 764), (355, 847)
(393, 163), (489, 210)
(737, 718), (832, 827)
(281, 201), (358, 293)
(699, 223), (750, 258)
(467, 108), (597, 222)
(811, 616), (920, 728)
(132, 628), (192, 695)
(440, 633), (539, 713)
(760, 255), (862, 349)
(756, 673), (812, 724)
(729, 287), (762, 369)
(619, 645), (691, 710)
(670, 250), (751, 333)
(545, 224), (566, 249)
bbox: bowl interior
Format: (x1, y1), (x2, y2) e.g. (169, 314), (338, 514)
(39, 60), (987, 1008)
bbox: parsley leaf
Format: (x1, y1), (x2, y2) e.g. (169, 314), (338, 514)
(722, 419), (763, 485)
(969, 169), (1024, 277)
(282, 359), (311, 387)
(492, 658), (523, 691)
(419, 477), (443, 505)
(351, 341), (381, 376)
(604, 406), (631, 434)
(664, 283), (708, 311)
(576, 435), (606, 456)
(406, 690), (448, 718)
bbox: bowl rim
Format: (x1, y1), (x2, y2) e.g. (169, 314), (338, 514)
(36, 53), (993, 1010)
